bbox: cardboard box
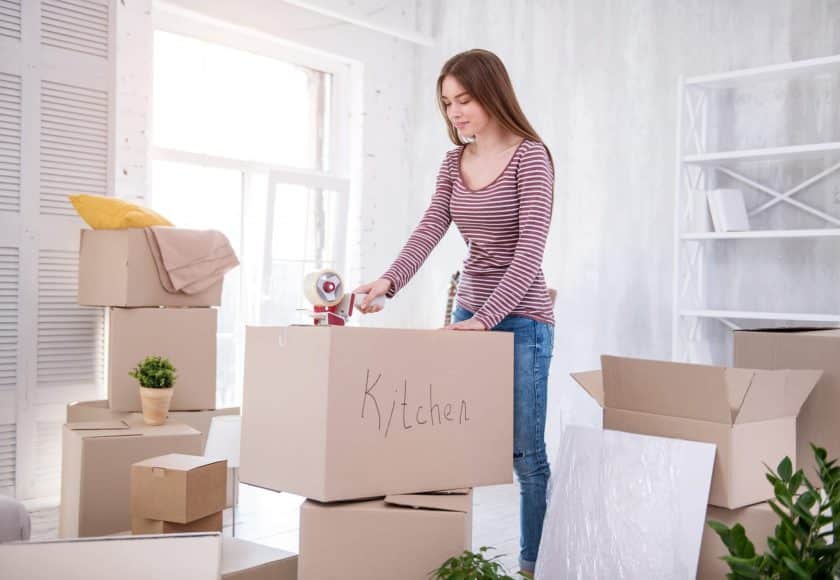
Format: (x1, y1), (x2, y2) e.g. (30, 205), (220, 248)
(66, 400), (239, 452)
(572, 355), (821, 509)
(131, 454), (227, 523)
(78, 228), (223, 307)
(0, 533), (222, 580)
(109, 307), (217, 412)
(734, 328), (840, 477)
(299, 489), (472, 580)
(222, 537), (298, 580)
(132, 511), (223, 535)
(67, 401), (240, 507)
(59, 416), (202, 538)
(698, 503), (777, 579)
(241, 326), (513, 502)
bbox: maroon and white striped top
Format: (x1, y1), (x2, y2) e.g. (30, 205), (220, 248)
(381, 139), (555, 328)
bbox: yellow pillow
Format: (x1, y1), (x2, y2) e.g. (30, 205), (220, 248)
(69, 194), (173, 229)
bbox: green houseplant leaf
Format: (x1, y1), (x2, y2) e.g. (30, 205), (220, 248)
(129, 355), (176, 389)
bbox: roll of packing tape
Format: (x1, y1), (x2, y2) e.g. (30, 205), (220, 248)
(302, 269), (344, 307)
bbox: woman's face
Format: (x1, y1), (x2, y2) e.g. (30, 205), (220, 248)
(440, 75), (491, 139)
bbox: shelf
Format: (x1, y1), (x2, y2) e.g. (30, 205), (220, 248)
(681, 228), (840, 240)
(684, 54), (840, 89)
(683, 142), (840, 165)
(680, 309), (840, 323)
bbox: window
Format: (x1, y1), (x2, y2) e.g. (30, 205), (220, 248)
(150, 21), (353, 408)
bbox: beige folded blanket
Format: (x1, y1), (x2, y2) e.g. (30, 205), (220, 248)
(144, 226), (239, 295)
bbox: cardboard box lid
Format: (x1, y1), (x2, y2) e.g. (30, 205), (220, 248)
(571, 355), (821, 425)
(66, 419), (200, 439)
(133, 453), (225, 472)
(221, 537), (296, 577)
(384, 488), (472, 513)
(734, 326), (839, 336)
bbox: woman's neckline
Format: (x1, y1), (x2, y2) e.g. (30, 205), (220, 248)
(457, 138), (527, 193)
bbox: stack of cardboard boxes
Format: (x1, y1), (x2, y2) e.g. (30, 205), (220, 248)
(60, 229), (237, 538)
(572, 351), (826, 579)
(240, 324), (516, 579)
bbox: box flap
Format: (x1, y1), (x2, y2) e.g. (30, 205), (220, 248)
(570, 370), (604, 406)
(734, 369), (822, 424)
(601, 356), (735, 424)
(384, 489), (472, 513)
(133, 453), (225, 472)
(67, 420), (129, 431)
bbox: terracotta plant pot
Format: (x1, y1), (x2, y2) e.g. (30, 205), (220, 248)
(139, 386), (174, 426)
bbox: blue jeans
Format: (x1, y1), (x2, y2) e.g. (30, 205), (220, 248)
(453, 306), (554, 572)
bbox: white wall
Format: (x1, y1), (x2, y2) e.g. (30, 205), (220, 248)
(395, 0), (840, 456)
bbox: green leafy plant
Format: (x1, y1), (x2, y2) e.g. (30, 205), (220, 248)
(129, 355), (176, 389)
(709, 444), (840, 579)
(430, 546), (529, 579)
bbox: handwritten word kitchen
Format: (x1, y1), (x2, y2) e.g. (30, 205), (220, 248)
(360, 369), (470, 438)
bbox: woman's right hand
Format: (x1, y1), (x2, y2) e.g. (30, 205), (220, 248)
(353, 278), (392, 313)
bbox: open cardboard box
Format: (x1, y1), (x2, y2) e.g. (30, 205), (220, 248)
(299, 489), (471, 580)
(572, 355), (821, 508)
(241, 326), (513, 502)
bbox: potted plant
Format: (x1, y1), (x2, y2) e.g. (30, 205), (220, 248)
(130, 355), (176, 426)
(709, 444), (840, 579)
(430, 546), (530, 579)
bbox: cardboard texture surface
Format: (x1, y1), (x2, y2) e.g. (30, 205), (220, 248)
(536, 426), (715, 580)
(241, 326), (513, 502)
(78, 228), (223, 307)
(734, 328), (840, 477)
(572, 355), (821, 508)
(298, 489), (472, 580)
(108, 307), (217, 412)
(698, 503), (776, 580)
(0, 533), (222, 580)
(131, 511), (223, 535)
(221, 537), (298, 580)
(131, 454), (226, 523)
(59, 416), (202, 538)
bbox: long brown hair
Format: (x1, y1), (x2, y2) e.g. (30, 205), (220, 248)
(436, 49), (551, 167)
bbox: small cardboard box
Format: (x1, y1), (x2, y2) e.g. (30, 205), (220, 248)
(698, 503), (776, 579)
(572, 355), (821, 509)
(734, 328), (840, 477)
(241, 326), (513, 502)
(109, 307), (217, 412)
(299, 489), (472, 580)
(132, 511), (223, 535)
(0, 533), (222, 580)
(222, 537), (298, 580)
(131, 453), (227, 523)
(59, 417), (202, 538)
(78, 228), (223, 307)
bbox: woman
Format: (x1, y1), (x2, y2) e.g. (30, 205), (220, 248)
(354, 48), (554, 575)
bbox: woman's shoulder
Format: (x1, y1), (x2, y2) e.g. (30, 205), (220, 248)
(440, 145), (465, 172)
(519, 139), (549, 157)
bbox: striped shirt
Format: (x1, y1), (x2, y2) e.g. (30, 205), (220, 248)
(381, 139), (555, 328)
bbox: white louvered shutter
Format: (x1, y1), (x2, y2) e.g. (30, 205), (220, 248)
(1, 0), (112, 501)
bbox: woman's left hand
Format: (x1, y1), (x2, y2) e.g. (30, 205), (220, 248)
(443, 317), (487, 331)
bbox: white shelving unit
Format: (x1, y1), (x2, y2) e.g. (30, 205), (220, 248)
(672, 54), (840, 362)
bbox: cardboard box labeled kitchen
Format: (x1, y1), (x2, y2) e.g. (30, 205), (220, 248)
(78, 228), (223, 307)
(572, 355), (820, 509)
(59, 417), (202, 538)
(109, 307), (217, 412)
(241, 326), (513, 502)
(0, 533), (222, 580)
(299, 489), (472, 580)
(132, 511), (223, 535)
(697, 503), (776, 579)
(222, 537), (298, 580)
(131, 454), (226, 523)
(734, 328), (840, 477)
